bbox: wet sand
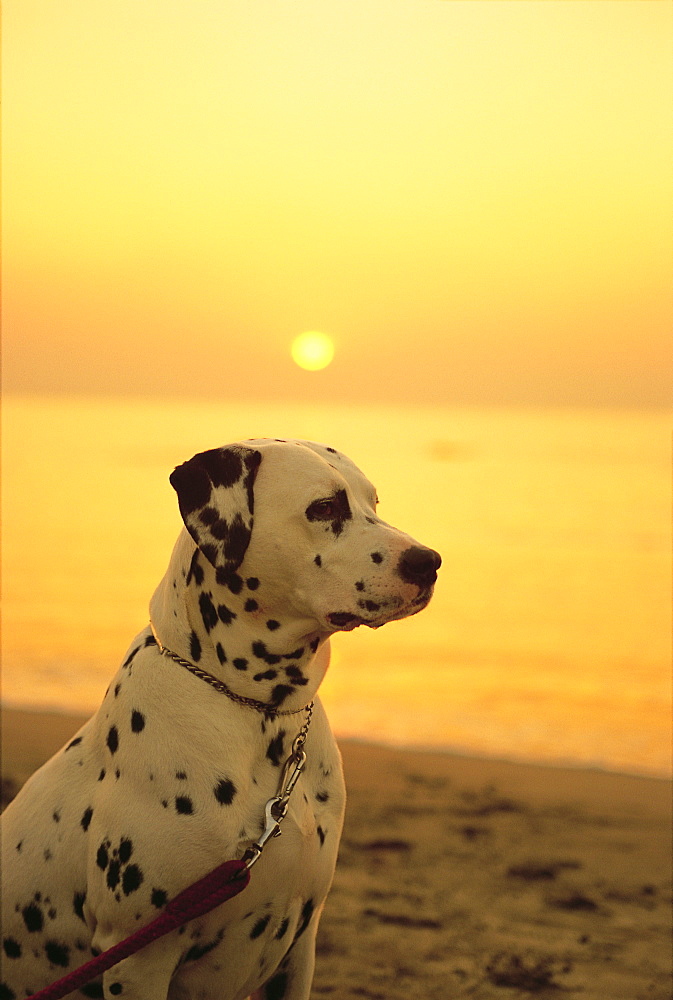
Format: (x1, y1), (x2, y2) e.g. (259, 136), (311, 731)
(2, 707), (671, 998)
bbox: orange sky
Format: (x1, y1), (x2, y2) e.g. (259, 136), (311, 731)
(3, 1), (672, 406)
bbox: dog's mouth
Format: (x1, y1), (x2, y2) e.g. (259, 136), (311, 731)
(327, 612), (367, 631)
(328, 586), (434, 632)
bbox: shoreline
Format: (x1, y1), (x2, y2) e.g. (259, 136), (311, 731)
(1, 703), (669, 784)
(2, 705), (671, 998)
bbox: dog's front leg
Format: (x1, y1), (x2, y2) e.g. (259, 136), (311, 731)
(250, 912), (320, 1000)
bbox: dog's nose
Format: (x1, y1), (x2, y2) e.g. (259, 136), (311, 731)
(397, 546), (442, 587)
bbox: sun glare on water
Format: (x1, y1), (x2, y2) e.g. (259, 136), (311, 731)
(291, 331), (335, 371)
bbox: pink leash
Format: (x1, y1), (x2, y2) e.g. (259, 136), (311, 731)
(28, 860), (249, 1000)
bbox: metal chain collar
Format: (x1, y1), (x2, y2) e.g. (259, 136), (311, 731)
(148, 623), (314, 869)
(149, 622), (313, 717)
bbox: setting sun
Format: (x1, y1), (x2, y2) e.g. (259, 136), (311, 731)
(291, 331), (335, 371)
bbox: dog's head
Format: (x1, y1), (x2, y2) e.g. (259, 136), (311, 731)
(170, 439), (440, 635)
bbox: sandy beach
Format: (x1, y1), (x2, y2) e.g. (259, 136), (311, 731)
(2, 707), (671, 998)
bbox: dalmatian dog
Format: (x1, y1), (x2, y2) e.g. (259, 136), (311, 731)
(1, 439), (440, 1000)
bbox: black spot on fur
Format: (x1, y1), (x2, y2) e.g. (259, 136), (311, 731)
(208, 517), (228, 540)
(247, 577), (260, 590)
(73, 892), (87, 923)
(226, 571), (244, 594)
(122, 865), (143, 895)
(107, 861), (121, 891)
(270, 684), (293, 708)
(122, 646), (141, 669)
(244, 599), (258, 612)
(53, 810), (61, 823)
(215, 566), (240, 591)
(199, 592), (218, 632)
(151, 888), (167, 908)
(186, 550), (205, 587)
(175, 771), (187, 780)
(250, 914), (271, 940)
(317, 825), (326, 846)
(292, 898), (315, 945)
(208, 448), (246, 488)
(106, 726), (119, 755)
(131, 710), (145, 733)
(254, 669), (278, 682)
(214, 778), (237, 805)
(265, 971), (288, 1000)
(96, 844), (108, 870)
(310, 637), (320, 652)
(200, 542), (217, 564)
(22, 904), (43, 933)
(217, 603), (237, 626)
(266, 620), (281, 631)
(316, 790), (329, 802)
(275, 918), (290, 939)
(266, 732), (286, 767)
(199, 506), (219, 526)
(233, 658), (248, 671)
(114, 683), (122, 698)
(0, 982), (16, 1000)
(183, 931), (223, 962)
(175, 796), (194, 815)
(222, 517), (253, 566)
(190, 631), (202, 661)
(314, 554), (322, 567)
(118, 839), (133, 864)
(109, 983), (123, 995)
(45, 940), (70, 967)
(253, 641), (281, 665)
(285, 666), (308, 686)
(362, 600), (380, 612)
(355, 580), (365, 591)
(2, 938), (21, 959)
(371, 552), (383, 564)
(65, 737), (83, 751)
(80, 984), (104, 998)
(80, 807), (93, 832)
(170, 454), (217, 515)
(216, 642), (227, 664)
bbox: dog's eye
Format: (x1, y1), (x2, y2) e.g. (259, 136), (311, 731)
(306, 499), (335, 520)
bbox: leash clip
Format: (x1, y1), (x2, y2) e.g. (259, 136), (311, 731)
(242, 703), (314, 871)
(244, 797), (285, 869)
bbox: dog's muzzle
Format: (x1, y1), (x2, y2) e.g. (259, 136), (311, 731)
(327, 546), (441, 632)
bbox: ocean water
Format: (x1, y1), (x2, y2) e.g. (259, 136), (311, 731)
(2, 396), (671, 777)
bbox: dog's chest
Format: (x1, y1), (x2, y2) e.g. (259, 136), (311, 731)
(87, 666), (345, 996)
(167, 776), (344, 999)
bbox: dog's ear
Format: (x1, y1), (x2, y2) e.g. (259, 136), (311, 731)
(170, 446), (262, 575)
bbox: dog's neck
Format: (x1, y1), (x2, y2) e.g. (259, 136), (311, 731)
(149, 531), (331, 714)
